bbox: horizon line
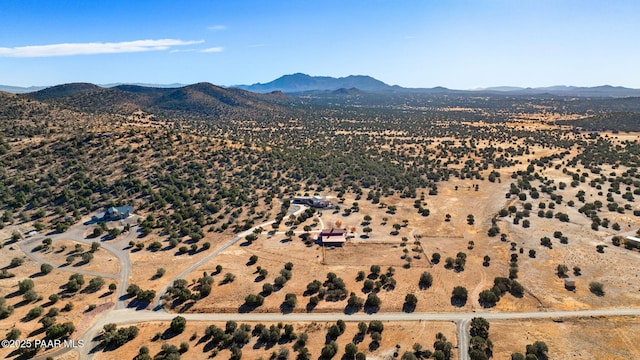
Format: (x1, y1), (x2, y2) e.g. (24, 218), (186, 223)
(2, 80), (639, 92)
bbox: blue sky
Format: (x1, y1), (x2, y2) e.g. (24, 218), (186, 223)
(1, 0), (639, 88)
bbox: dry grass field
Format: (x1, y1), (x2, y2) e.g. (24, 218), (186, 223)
(170, 156), (640, 316)
(29, 239), (120, 275)
(490, 316), (640, 359)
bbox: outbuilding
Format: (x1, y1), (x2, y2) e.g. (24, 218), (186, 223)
(319, 228), (346, 246)
(564, 278), (576, 289)
(625, 236), (640, 248)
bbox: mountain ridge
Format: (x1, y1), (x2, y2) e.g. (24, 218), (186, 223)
(22, 82), (293, 121)
(4, 74), (640, 98)
(234, 74), (640, 97)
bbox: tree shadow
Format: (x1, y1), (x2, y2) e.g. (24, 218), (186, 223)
(118, 293), (134, 302)
(363, 305), (379, 314)
(27, 327), (46, 337)
(450, 297), (467, 307)
(306, 302), (317, 312)
(127, 299), (151, 310)
(161, 328), (180, 340)
(4, 238), (19, 246)
(6, 347), (40, 359)
(402, 303), (416, 313)
(343, 304), (362, 315)
(20, 309), (40, 322)
(99, 291), (114, 299)
(280, 302), (294, 314)
(41, 300), (56, 308)
(238, 303), (262, 313)
(4, 290), (22, 299)
(2, 263), (20, 270)
(178, 302), (195, 312)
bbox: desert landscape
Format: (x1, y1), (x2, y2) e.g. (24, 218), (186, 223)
(0, 76), (639, 360)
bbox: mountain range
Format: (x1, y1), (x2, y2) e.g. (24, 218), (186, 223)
(0, 82), (187, 94)
(479, 85), (640, 97)
(236, 74), (640, 97)
(16, 82), (291, 122)
(3, 73), (640, 98)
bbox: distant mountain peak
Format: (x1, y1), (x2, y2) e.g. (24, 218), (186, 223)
(235, 73), (392, 93)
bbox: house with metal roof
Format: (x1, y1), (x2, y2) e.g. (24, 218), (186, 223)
(105, 206), (133, 220)
(293, 196), (330, 208)
(92, 206), (133, 222)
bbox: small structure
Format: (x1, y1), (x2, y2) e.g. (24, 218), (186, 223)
(293, 196), (330, 208)
(319, 228), (346, 246)
(625, 236), (640, 248)
(564, 278), (576, 290)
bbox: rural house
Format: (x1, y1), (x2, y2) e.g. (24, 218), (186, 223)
(293, 196), (330, 208)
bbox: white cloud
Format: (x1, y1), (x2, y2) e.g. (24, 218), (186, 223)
(208, 25), (227, 31)
(169, 49), (198, 53)
(201, 47), (224, 53)
(0, 39), (204, 58)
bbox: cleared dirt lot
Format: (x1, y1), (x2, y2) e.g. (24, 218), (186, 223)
(490, 316), (640, 359)
(29, 239), (120, 275)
